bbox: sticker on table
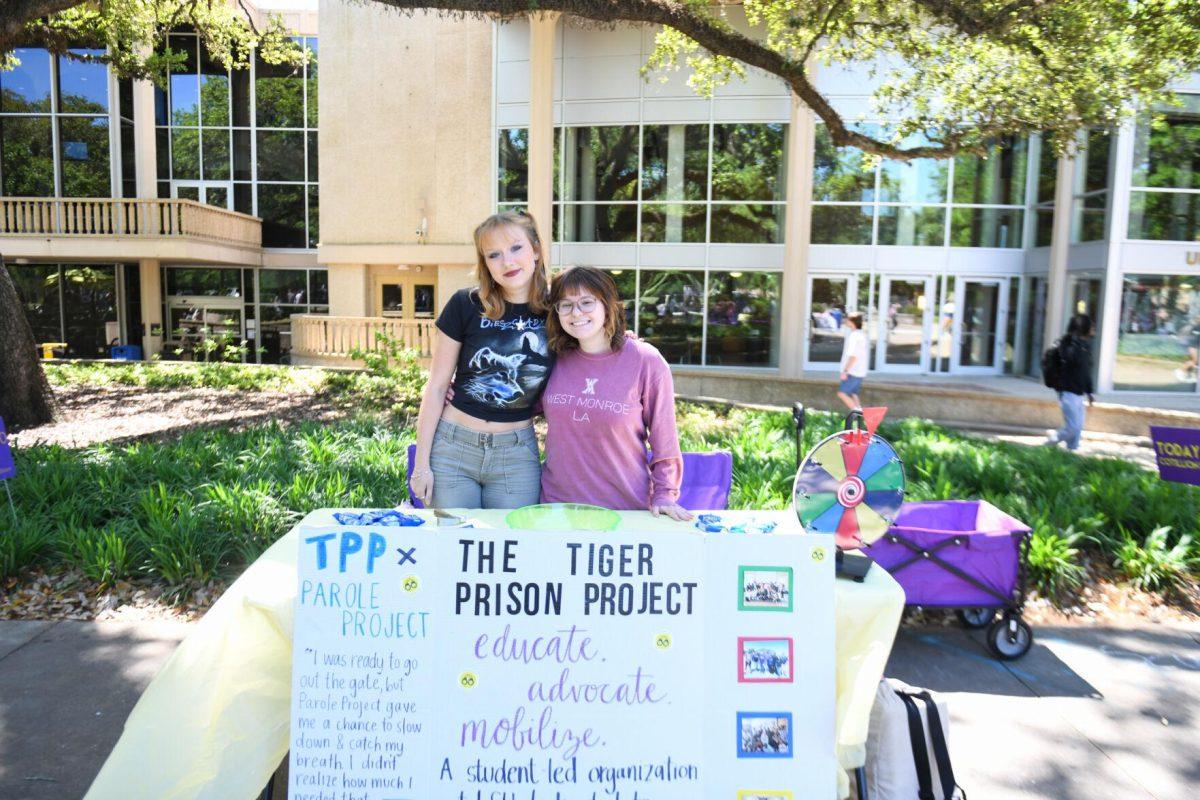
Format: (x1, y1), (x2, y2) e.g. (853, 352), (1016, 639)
(737, 792), (794, 800)
(738, 566), (794, 612)
(736, 711), (793, 758)
(737, 637), (794, 683)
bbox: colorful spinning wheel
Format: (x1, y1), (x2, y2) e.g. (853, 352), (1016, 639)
(793, 407), (905, 549)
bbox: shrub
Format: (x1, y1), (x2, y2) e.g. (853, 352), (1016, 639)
(1026, 524), (1088, 601)
(1115, 527), (1196, 592)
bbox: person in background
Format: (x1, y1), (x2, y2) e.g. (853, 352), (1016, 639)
(539, 266), (692, 521)
(1047, 313), (1095, 451)
(836, 313), (868, 413)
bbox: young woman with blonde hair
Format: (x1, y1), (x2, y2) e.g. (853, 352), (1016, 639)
(409, 210), (553, 508)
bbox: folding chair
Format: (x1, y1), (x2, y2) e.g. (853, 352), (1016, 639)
(677, 450), (733, 511)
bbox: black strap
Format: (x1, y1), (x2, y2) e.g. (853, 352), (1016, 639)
(896, 691), (936, 800)
(915, 691), (964, 799)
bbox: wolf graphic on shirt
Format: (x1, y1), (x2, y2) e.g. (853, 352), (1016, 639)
(462, 329), (550, 407)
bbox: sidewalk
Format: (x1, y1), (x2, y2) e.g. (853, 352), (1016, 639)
(2, 617), (1197, 799)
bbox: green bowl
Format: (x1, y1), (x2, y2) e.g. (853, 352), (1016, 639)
(505, 503), (621, 532)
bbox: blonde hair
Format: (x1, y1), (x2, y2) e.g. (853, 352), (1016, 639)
(472, 210), (550, 320)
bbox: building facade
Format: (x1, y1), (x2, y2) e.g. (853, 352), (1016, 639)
(4, 1), (1200, 395)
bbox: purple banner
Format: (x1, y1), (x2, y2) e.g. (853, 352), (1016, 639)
(0, 417), (13, 481)
(1150, 426), (1200, 486)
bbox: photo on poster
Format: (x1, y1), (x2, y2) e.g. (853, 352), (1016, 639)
(737, 792), (794, 800)
(738, 566), (794, 612)
(736, 711), (793, 758)
(738, 637), (794, 683)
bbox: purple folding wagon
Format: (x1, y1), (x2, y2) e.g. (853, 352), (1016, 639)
(863, 499), (1034, 660)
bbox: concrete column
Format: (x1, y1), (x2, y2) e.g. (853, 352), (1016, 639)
(139, 259), (163, 358)
(131, 74), (157, 198)
(527, 13), (558, 253)
(328, 264), (371, 317)
(779, 95), (816, 378)
(1096, 122), (1136, 393)
(665, 124), (686, 241)
(1042, 153), (1077, 348)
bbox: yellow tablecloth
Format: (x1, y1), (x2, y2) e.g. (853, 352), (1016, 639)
(85, 509), (904, 800)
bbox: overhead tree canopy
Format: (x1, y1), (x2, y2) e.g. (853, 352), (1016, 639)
(3, 0), (1200, 159)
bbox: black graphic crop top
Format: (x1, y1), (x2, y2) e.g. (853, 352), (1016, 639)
(436, 288), (552, 423)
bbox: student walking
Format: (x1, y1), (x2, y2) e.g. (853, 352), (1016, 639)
(1047, 313), (1095, 451)
(837, 313), (868, 413)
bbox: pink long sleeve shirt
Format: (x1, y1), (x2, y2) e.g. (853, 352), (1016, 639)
(539, 337), (684, 510)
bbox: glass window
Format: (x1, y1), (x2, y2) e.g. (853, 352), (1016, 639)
(259, 183), (307, 247)
(641, 204), (706, 243)
(809, 277), (849, 363)
(57, 49), (108, 113)
(307, 185), (319, 248)
(1131, 95), (1200, 190)
(877, 206), (945, 246)
(498, 128), (528, 203)
(558, 203), (636, 243)
(307, 132), (318, 182)
(1116, 274), (1200, 392)
(710, 204), (784, 244)
(642, 124), (708, 202)
(1128, 191), (1200, 242)
(381, 284), (403, 314)
(232, 129), (252, 180)
(257, 130), (305, 181)
(261, 269), (308, 304)
(168, 36), (200, 125)
(1073, 193), (1109, 242)
(231, 68), (251, 128)
(953, 137), (1027, 206)
(1036, 138), (1056, 204)
(234, 182), (253, 215)
(712, 123), (787, 202)
(1, 48), (52, 112)
(310, 269), (329, 305)
(171, 128), (200, 180)
(879, 151), (949, 204)
(199, 47), (230, 126)
(811, 205), (873, 245)
(59, 117), (111, 197)
(562, 126), (638, 202)
(1, 116), (54, 196)
(813, 125), (875, 202)
(1083, 129), (1112, 193)
(255, 51), (305, 128)
(605, 269), (637, 331)
(949, 208), (1023, 248)
(637, 270), (704, 365)
(1035, 207), (1054, 247)
(202, 128), (231, 180)
(120, 120), (135, 197)
(166, 267), (242, 297)
(61, 264), (117, 357)
(1023, 277), (1047, 378)
(705, 271), (780, 367)
(305, 39), (319, 128)
(9, 264), (62, 344)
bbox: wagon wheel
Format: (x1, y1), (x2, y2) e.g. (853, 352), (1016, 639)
(957, 608), (996, 629)
(793, 428), (905, 549)
(986, 613), (1033, 660)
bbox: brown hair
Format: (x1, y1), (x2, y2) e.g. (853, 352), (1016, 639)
(472, 210), (551, 320)
(547, 266), (627, 354)
(847, 312), (864, 329)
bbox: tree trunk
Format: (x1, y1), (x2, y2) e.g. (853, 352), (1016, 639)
(0, 259), (54, 429)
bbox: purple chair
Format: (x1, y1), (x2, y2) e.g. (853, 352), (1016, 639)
(678, 451), (733, 511)
(405, 444), (424, 509)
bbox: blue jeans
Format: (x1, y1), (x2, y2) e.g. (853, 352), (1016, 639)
(429, 419), (542, 509)
(1056, 392), (1085, 451)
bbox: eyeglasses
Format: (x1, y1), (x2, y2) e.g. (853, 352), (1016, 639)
(555, 297), (599, 316)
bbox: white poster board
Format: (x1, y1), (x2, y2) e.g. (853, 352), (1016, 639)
(289, 524), (836, 800)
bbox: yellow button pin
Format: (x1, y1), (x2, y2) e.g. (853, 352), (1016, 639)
(655, 633), (672, 650)
(402, 575), (420, 593)
(812, 546), (826, 562)
(459, 672), (477, 689)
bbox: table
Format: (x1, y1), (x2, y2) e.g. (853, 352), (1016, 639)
(84, 509), (904, 800)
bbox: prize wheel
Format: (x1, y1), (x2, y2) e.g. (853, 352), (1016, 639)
(792, 410), (905, 550)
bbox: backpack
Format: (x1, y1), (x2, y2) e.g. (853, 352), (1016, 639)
(1041, 339), (1067, 390)
(865, 679), (966, 800)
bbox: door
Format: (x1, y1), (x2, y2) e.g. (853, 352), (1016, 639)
(376, 270), (437, 319)
(877, 276), (934, 372)
(805, 276), (851, 369)
(172, 181), (234, 209)
(952, 279), (1008, 373)
(166, 297), (244, 361)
